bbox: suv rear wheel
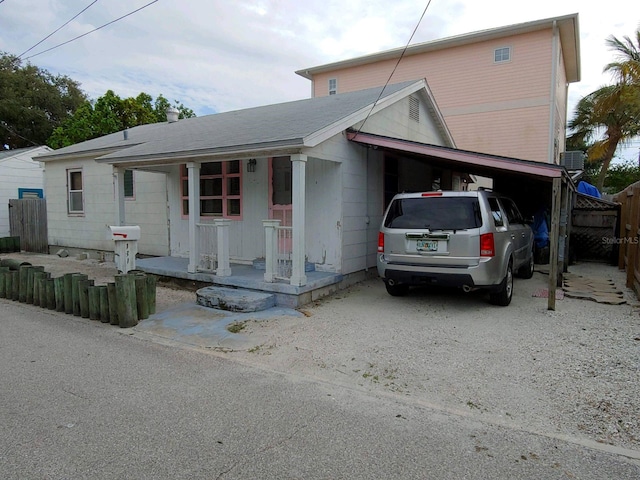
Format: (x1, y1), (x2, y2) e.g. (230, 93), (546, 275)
(385, 281), (409, 297)
(490, 259), (513, 306)
(517, 250), (534, 279)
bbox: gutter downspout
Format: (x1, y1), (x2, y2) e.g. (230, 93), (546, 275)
(548, 20), (559, 165)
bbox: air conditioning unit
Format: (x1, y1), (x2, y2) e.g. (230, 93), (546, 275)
(560, 151), (585, 170)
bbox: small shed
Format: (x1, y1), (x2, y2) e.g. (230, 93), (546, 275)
(0, 146), (49, 237)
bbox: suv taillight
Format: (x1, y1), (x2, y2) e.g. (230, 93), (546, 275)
(378, 232), (384, 253)
(480, 233), (495, 257)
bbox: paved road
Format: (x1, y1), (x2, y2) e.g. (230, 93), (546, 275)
(1, 300), (639, 479)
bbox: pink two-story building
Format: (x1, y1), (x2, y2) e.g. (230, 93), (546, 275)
(297, 14), (580, 166)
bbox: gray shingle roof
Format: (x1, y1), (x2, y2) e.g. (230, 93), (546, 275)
(0, 146), (43, 160)
(39, 81), (420, 163)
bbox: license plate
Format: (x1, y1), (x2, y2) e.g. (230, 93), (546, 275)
(416, 240), (438, 252)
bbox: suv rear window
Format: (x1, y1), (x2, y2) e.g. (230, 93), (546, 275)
(384, 197), (482, 230)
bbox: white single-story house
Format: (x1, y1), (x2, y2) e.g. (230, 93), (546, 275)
(38, 79), (573, 309)
(38, 80), (475, 304)
(0, 146), (49, 237)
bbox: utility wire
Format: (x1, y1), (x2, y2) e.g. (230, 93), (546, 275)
(354, 1), (432, 137)
(23, 0), (158, 60)
(18, 1), (100, 59)
(0, 122), (40, 147)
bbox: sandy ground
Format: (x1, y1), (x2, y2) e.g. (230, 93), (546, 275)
(2, 252), (639, 453)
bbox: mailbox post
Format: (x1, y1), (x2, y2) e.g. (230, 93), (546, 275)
(108, 226), (141, 274)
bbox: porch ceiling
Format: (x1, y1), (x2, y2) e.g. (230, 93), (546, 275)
(346, 131), (569, 183)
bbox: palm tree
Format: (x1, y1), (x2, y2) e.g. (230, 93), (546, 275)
(568, 28), (640, 192)
(605, 30), (640, 84)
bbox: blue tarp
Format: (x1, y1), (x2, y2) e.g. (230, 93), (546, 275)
(577, 181), (601, 198)
(532, 208), (549, 249)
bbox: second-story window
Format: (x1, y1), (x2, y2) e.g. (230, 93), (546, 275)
(328, 78), (337, 95)
(494, 46), (511, 63)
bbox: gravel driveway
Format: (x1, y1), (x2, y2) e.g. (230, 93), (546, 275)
(3, 252), (639, 454)
(228, 262), (640, 454)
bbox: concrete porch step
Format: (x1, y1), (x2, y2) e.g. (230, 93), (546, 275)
(196, 286), (276, 312)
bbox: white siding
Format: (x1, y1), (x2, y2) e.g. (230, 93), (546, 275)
(305, 158), (342, 271)
(45, 159), (168, 256)
(355, 94), (448, 145)
(307, 132), (386, 275)
(0, 147), (47, 237)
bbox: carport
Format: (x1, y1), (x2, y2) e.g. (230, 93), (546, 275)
(347, 131), (575, 310)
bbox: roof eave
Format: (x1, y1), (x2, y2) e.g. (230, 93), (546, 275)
(95, 140), (307, 166)
(37, 145), (142, 163)
(347, 131), (569, 181)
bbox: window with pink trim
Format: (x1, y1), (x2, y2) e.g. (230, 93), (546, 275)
(180, 161), (242, 218)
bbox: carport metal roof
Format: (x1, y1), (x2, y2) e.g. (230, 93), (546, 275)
(347, 131), (568, 181)
(347, 131), (574, 311)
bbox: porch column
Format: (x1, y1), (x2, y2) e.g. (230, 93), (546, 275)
(113, 166), (126, 226)
(214, 219), (231, 276)
(290, 154), (307, 286)
(187, 162), (200, 273)
(263, 219), (280, 282)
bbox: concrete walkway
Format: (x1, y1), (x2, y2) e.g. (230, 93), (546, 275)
(132, 301), (303, 351)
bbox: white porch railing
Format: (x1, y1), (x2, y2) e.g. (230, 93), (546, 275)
(196, 219), (231, 276)
(197, 223), (217, 272)
(263, 220), (296, 283)
(275, 225), (293, 280)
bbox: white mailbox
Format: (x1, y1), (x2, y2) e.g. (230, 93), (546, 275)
(108, 225), (141, 273)
(108, 225), (141, 241)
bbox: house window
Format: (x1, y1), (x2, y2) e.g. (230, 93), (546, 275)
(181, 160), (242, 218)
(328, 78), (337, 95)
(494, 47), (511, 63)
(67, 169), (84, 214)
(124, 169), (134, 199)
(409, 96), (420, 123)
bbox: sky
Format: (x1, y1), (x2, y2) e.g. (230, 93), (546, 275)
(1, 0), (639, 162)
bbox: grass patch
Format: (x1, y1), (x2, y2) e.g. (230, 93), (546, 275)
(226, 321), (246, 334)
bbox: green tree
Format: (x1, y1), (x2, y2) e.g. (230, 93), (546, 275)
(48, 90), (196, 148)
(0, 52), (87, 149)
(567, 29), (640, 192)
(152, 94), (196, 122)
(602, 160), (640, 193)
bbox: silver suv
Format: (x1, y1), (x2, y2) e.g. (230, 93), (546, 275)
(377, 190), (534, 306)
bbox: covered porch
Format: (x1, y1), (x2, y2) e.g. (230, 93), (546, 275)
(135, 255), (344, 308)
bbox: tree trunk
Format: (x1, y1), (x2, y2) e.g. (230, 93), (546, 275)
(595, 137), (621, 192)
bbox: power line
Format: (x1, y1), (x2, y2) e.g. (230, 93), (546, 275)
(354, 1), (432, 137)
(18, 1), (100, 59)
(23, 0), (159, 60)
(0, 122), (40, 147)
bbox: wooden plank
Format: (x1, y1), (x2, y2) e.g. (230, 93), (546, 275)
(115, 274), (138, 328)
(548, 177), (562, 310)
(8, 198), (48, 253)
(619, 189), (632, 269)
(626, 186), (640, 290)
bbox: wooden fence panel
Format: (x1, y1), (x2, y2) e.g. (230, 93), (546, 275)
(613, 183), (640, 299)
(8, 198), (48, 253)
